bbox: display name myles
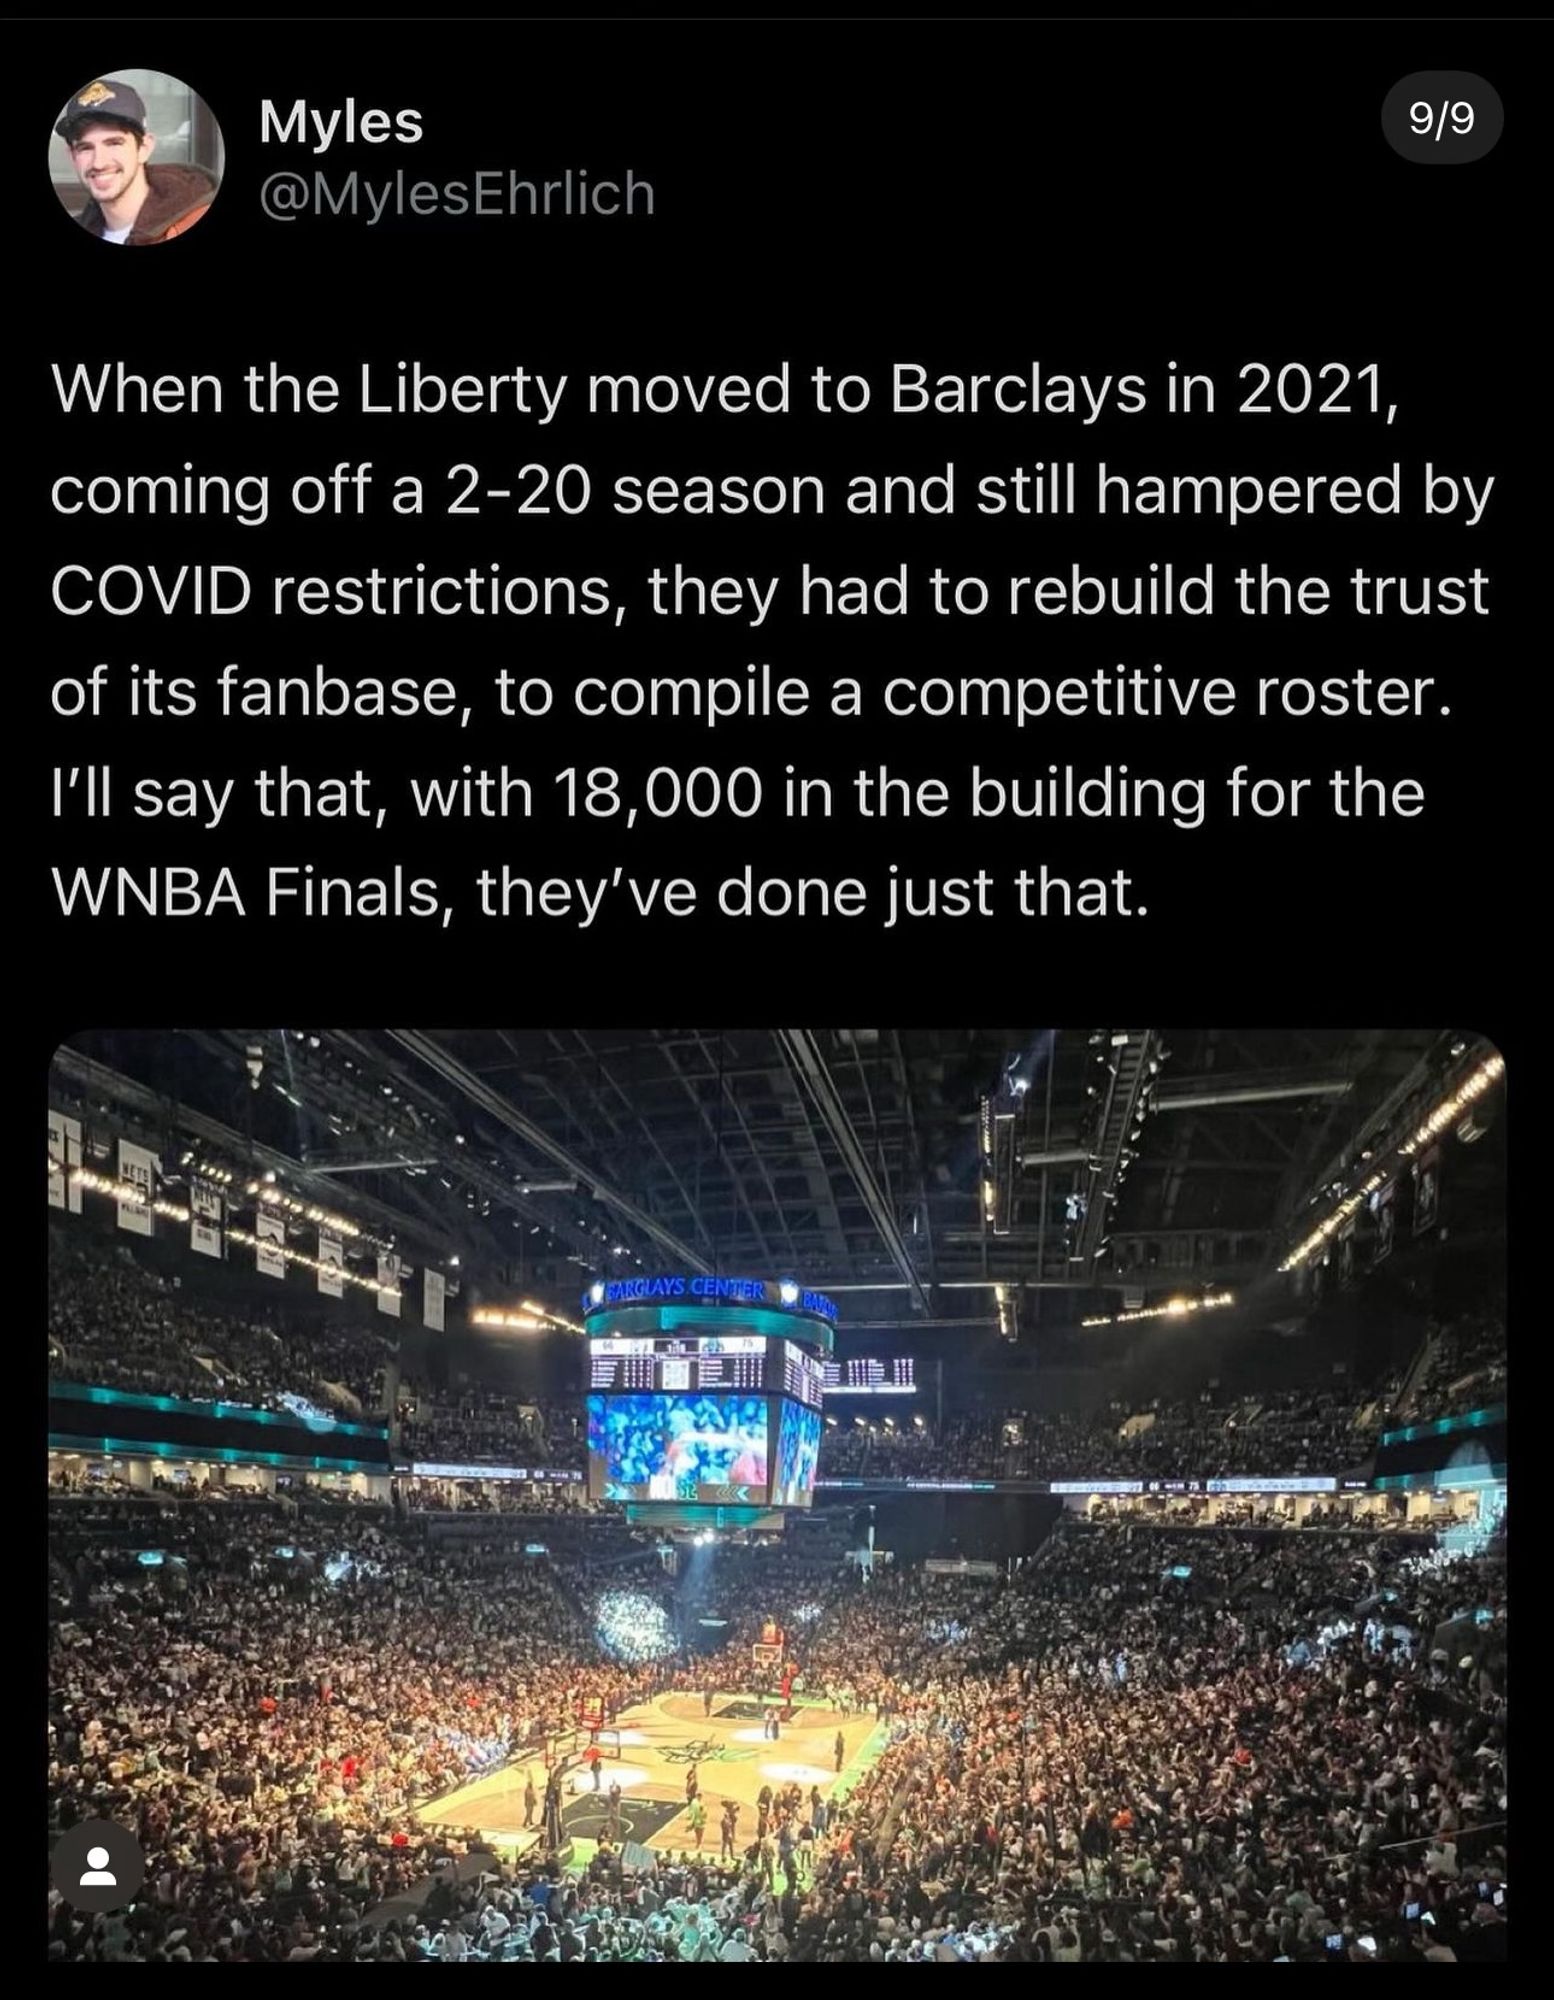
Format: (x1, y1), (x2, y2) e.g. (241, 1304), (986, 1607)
(259, 100), (424, 153)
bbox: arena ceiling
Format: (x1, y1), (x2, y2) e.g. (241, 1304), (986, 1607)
(55, 1025), (1497, 1335)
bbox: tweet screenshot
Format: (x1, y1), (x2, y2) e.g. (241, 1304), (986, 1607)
(37, 24), (1519, 1966)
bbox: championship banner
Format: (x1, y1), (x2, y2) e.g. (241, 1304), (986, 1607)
(423, 1266), (446, 1332)
(1371, 1180), (1397, 1265)
(117, 1140), (157, 1236)
(191, 1178), (224, 1259)
(255, 1208), (286, 1278)
(1337, 1219), (1357, 1289)
(377, 1251), (402, 1318)
(1412, 1145), (1441, 1236)
(48, 1111), (83, 1213)
(318, 1229), (344, 1298)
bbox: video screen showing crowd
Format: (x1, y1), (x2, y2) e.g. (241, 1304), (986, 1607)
(587, 1394), (771, 1503)
(47, 1028), (1509, 1962)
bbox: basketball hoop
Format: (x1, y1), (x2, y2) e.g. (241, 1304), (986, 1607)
(753, 1618), (788, 1679)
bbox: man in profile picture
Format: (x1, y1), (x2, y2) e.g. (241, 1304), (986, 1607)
(57, 79), (217, 243)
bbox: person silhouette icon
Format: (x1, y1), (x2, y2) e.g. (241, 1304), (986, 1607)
(53, 1816), (144, 1911)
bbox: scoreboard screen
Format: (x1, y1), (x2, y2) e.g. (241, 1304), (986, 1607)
(589, 1334), (824, 1404)
(781, 1340), (825, 1409)
(823, 1357), (917, 1396)
(589, 1334), (767, 1394)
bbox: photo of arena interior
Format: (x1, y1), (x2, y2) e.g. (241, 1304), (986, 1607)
(47, 1027), (1507, 1963)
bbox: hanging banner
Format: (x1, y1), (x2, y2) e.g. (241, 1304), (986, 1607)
(190, 1178), (224, 1259)
(318, 1230), (344, 1298)
(377, 1251), (402, 1318)
(424, 1267), (446, 1332)
(1338, 1219), (1357, 1289)
(1371, 1181), (1397, 1265)
(48, 1111), (83, 1213)
(117, 1140), (157, 1236)
(1412, 1145), (1442, 1236)
(255, 1208), (286, 1278)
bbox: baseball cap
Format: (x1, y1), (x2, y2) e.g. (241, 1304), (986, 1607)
(56, 79), (148, 142)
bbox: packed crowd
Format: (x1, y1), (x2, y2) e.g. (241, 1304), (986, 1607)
(48, 1506), (676, 1964)
(49, 1461), (142, 1499)
(398, 1389), (584, 1469)
(45, 1215), (1509, 1961)
(819, 1414), (998, 1481)
(398, 1476), (595, 1517)
(818, 1388), (1390, 1483)
(49, 1492), (1507, 1962)
(1408, 1312), (1507, 1423)
(48, 1467), (381, 1512)
(719, 1528), (1508, 1962)
(49, 1228), (392, 1417)
(1083, 1492), (1420, 1533)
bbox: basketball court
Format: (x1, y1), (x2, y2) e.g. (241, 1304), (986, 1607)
(414, 1689), (882, 1857)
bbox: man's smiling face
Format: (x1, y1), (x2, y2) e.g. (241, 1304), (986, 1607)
(69, 120), (153, 206)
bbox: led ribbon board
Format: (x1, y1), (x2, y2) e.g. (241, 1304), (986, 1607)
(582, 1274), (838, 1324)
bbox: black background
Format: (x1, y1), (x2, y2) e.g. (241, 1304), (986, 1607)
(23, 22), (1537, 1026)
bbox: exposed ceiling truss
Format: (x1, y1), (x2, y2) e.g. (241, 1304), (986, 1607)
(50, 1025), (1488, 1335)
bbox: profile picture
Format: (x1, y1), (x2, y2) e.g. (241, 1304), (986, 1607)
(51, 70), (222, 245)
